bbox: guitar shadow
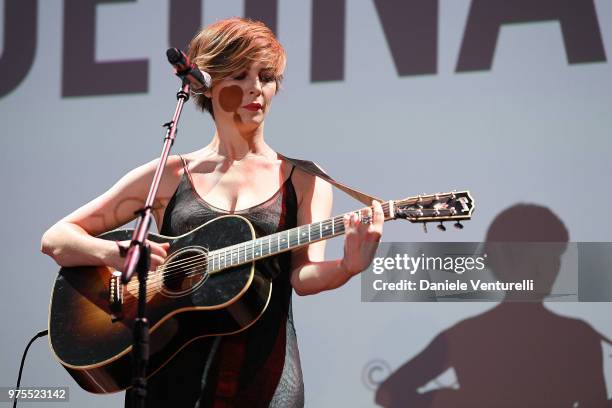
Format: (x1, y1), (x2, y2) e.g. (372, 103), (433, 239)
(375, 204), (612, 407)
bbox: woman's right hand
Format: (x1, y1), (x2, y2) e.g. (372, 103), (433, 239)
(110, 240), (170, 273)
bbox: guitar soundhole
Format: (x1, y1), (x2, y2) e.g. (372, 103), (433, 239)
(160, 246), (209, 297)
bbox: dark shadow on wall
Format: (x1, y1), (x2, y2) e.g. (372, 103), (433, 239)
(375, 204), (612, 408)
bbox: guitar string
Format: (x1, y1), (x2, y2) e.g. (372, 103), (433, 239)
(148, 199), (455, 278)
(124, 206), (381, 285)
(157, 203), (387, 272)
(143, 198), (418, 276)
(121, 201), (406, 290)
(118, 209), (460, 304)
(122, 205), (454, 294)
(126, 208), (452, 294)
(149, 215), (347, 273)
(125, 195), (451, 280)
(121, 203), (461, 298)
(128, 214), (351, 279)
(124, 217), (351, 293)
(120, 205), (385, 298)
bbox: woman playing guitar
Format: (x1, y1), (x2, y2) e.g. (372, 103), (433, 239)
(41, 17), (384, 408)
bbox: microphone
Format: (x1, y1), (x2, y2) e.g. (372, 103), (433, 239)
(166, 48), (212, 91)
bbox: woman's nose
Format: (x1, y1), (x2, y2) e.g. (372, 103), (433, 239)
(248, 77), (262, 95)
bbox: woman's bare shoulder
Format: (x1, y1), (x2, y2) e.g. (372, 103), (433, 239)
(57, 155), (187, 235)
(120, 155), (186, 198)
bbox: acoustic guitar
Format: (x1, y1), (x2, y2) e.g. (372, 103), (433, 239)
(48, 191), (474, 393)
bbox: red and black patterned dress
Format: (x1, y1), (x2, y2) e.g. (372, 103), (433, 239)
(125, 155), (304, 407)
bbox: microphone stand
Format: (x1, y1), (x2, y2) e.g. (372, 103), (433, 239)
(121, 77), (191, 408)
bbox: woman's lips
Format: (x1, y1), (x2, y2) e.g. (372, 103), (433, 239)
(242, 103), (262, 111)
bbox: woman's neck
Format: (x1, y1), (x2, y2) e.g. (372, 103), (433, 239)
(206, 123), (275, 162)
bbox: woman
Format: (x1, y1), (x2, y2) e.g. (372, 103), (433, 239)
(41, 17), (383, 407)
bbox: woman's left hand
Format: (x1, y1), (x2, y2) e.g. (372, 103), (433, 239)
(340, 200), (384, 276)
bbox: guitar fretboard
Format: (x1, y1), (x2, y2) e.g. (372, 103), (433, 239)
(206, 201), (393, 273)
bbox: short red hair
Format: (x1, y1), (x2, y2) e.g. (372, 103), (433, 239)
(187, 17), (286, 117)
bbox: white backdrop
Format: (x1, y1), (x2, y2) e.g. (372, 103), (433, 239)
(2, 0), (612, 406)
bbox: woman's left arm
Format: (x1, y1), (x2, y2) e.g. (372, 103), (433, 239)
(290, 170), (384, 296)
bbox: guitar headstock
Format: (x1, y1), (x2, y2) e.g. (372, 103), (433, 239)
(392, 191), (475, 231)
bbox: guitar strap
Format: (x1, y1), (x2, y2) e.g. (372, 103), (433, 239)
(277, 153), (383, 205)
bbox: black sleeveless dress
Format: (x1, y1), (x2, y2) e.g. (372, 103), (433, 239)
(125, 156), (304, 408)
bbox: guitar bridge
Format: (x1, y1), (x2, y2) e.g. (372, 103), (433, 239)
(109, 272), (124, 322)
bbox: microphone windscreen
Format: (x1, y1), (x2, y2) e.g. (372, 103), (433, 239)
(166, 48), (183, 64)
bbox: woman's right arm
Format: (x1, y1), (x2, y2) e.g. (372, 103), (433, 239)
(40, 157), (180, 271)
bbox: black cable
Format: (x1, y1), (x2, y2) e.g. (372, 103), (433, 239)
(12, 329), (49, 408)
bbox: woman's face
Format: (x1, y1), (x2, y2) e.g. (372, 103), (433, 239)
(207, 61), (278, 135)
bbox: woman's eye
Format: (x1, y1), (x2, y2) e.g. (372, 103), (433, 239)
(232, 71), (275, 82)
(260, 74), (275, 83)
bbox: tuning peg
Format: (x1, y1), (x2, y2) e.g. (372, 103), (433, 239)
(454, 221), (464, 230)
(437, 222), (446, 231)
(422, 223), (428, 233)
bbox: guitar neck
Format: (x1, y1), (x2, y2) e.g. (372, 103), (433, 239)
(206, 201), (395, 273)
(204, 190), (475, 273)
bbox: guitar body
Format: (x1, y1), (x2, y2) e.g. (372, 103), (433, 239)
(48, 215), (272, 394)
